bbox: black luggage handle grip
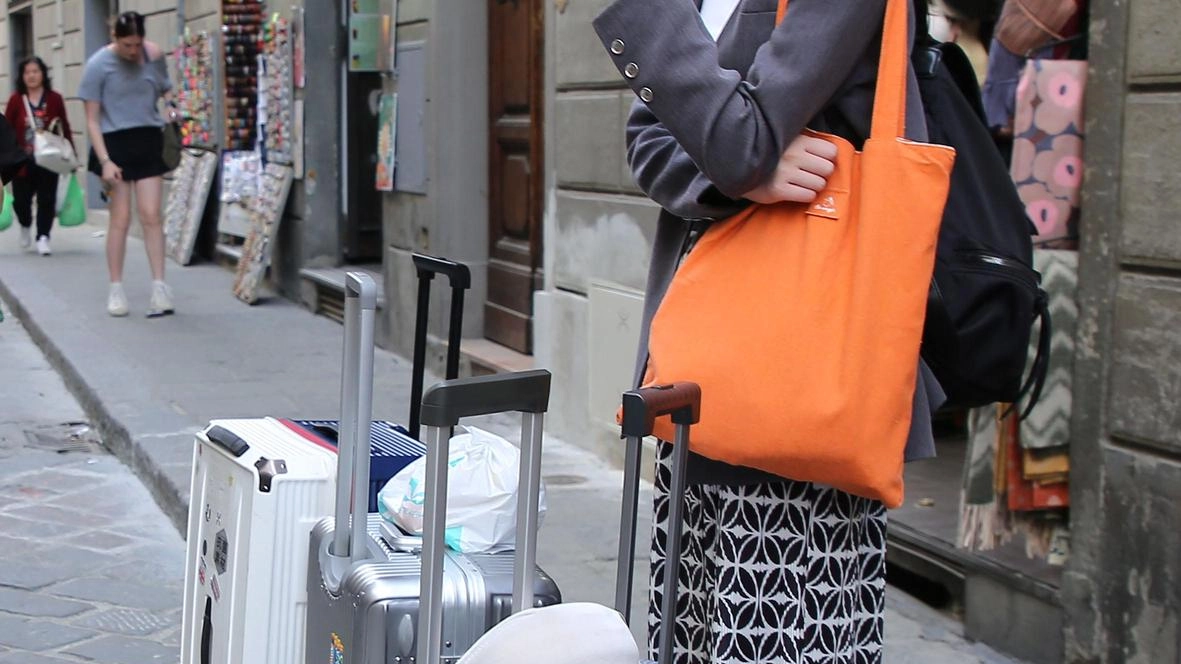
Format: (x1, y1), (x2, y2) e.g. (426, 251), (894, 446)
(409, 253), (471, 439)
(413, 253), (472, 289)
(206, 426), (250, 457)
(620, 383), (702, 439)
(419, 370), (551, 428)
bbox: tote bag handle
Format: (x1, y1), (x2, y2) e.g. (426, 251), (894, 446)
(775, 0), (910, 141)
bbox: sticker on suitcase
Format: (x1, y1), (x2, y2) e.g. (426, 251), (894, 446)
(214, 529), (229, 574)
(329, 633), (345, 664)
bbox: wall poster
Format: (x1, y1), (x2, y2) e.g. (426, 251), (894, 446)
(375, 92), (396, 191)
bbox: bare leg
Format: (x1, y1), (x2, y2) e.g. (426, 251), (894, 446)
(135, 177), (166, 281)
(106, 180), (134, 282)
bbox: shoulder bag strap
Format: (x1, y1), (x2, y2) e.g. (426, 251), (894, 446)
(869, 0), (913, 141)
(22, 95), (36, 129)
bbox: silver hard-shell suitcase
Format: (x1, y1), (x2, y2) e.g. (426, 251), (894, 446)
(305, 273), (559, 664)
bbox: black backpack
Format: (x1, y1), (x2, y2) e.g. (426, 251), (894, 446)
(911, 30), (1051, 416)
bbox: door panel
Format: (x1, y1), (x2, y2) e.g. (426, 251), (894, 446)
(487, 0), (544, 354)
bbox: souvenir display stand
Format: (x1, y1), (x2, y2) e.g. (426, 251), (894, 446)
(230, 15), (296, 304)
(165, 149), (219, 265)
(165, 31), (219, 266)
(217, 0), (265, 240)
(232, 162), (294, 304)
(222, 1), (262, 152)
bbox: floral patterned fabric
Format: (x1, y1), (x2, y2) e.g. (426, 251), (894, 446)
(1010, 59), (1087, 249)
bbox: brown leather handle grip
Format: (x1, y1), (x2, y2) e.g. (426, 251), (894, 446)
(620, 382), (701, 438)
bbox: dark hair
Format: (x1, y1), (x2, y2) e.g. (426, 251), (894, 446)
(15, 56), (52, 95)
(113, 11), (146, 38)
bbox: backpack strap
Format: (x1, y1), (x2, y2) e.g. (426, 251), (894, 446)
(1017, 289), (1052, 419)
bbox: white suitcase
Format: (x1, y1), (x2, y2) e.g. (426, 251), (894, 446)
(180, 417), (337, 664)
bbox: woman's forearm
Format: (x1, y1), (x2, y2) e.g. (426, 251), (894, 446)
(84, 101), (109, 162)
(87, 119), (110, 162)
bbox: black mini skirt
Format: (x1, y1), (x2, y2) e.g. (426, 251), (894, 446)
(88, 126), (168, 182)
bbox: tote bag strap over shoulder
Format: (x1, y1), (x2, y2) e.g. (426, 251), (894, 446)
(775, 0), (911, 141)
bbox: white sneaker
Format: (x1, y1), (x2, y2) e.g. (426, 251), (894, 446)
(19, 226), (31, 250)
(36, 235), (51, 256)
(147, 281), (174, 318)
(107, 283), (129, 317)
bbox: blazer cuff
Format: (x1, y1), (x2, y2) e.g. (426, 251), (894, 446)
(593, 0), (705, 111)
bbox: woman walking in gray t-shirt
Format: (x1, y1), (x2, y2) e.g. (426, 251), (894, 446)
(78, 11), (180, 318)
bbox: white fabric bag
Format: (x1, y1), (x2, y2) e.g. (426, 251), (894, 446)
(378, 426), (547, 554)
(457, 603), (641, 664)
(24, 96), (78, 175)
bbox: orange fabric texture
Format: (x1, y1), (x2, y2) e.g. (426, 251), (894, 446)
(642, 0), (955, 508)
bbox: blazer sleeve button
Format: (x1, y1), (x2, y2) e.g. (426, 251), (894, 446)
(639, 87), (654, 103)
(610, 39), (625, 55)
(624, 62), (639, 79)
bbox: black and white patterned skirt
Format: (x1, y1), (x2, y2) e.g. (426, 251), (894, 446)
(648, 441), (888, 663)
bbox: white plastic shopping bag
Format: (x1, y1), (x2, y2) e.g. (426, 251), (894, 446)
(378, 426), (546, 554)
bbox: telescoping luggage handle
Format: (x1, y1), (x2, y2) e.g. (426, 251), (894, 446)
(615, 383), (701, 664)
(326, 272), (379, 590)
(416, 369), (552, 664)
(409, 253), (472, 441)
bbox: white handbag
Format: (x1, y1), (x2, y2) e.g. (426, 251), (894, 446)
(24, 95), (77, 174)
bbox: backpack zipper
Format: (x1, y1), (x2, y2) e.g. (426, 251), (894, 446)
(960, 251), (1040, 287)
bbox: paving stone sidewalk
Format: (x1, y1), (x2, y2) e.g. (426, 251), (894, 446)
(0, 302), (182, 663)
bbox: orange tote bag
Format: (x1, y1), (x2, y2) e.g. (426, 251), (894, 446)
(643, 0), (955, 508)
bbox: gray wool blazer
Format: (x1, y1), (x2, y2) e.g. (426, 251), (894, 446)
(593, 0), (946, 486)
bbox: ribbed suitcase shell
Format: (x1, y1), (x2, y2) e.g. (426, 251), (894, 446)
(305, 515), (561, 663)
(180, 418), (337, 664)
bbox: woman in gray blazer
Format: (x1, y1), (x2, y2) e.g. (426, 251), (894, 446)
(593, 0), (944, 661)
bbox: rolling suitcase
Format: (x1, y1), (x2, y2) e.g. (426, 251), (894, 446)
(180, 418), (337, 664)
(293, 252), (473, 511)
(305, 272), (561, 664)
(453, 382), (703, 664)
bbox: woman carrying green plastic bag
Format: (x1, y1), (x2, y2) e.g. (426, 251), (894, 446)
(56, 170), (85, 227)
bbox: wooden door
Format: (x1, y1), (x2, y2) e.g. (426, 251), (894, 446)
(487, 0), (544, 354)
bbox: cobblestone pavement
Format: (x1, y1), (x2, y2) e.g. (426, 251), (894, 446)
(0, 305), (183, 663)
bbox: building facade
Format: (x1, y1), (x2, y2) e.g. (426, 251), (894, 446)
(1063, 1), (1181, 661)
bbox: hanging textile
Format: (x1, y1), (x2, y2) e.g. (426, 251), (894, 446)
(1011, 59), (1087, 249)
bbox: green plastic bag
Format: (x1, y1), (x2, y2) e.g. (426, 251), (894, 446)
(0, 186), (13, 232)
(58, 173), (86, 227)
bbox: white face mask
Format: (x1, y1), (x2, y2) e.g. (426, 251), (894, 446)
(928, 12), (957, 43)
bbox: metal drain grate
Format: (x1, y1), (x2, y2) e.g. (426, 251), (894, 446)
(23, 423), (103, 454)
